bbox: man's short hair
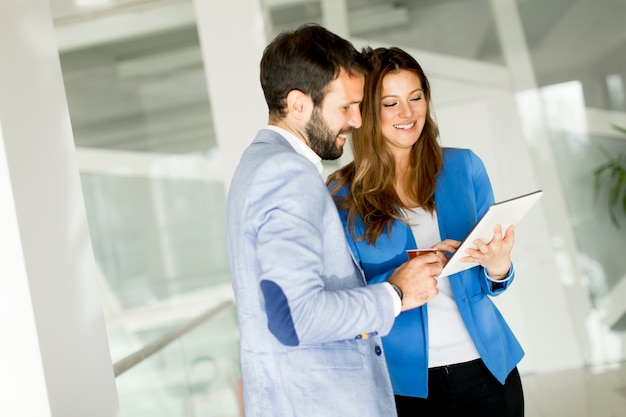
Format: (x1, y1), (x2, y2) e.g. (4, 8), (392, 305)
(260, 23), (367, 119)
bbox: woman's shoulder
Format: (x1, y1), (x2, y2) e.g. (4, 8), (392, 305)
(326, 164), (354, 197)
(327, 179), (350, 200)
(441, 147), (482, 165)
(442, 146), (475, 157)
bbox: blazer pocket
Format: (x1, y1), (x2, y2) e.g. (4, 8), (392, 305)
(286, 344), (363, 370)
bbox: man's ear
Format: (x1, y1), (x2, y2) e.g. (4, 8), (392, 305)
(285, 90), (313, 121)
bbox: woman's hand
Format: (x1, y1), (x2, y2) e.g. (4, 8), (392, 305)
(429, 239), (461, 265)
(461, 224), (514, 280)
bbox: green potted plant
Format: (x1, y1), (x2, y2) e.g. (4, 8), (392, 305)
(594, 124), (626, 227)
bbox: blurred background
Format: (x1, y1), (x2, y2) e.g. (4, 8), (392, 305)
(3, 0), (626, 416)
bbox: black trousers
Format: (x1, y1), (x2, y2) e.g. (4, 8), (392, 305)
(394, 359), (524, 417)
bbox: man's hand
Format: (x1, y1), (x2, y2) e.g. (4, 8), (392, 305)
(388, 252), (442, 311)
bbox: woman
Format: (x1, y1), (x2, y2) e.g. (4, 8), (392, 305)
(327, 47), (524, 417)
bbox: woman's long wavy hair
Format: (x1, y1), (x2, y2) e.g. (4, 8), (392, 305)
(327, 47), (442, 245)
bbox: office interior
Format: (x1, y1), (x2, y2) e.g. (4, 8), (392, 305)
(1, 0), (625, 416)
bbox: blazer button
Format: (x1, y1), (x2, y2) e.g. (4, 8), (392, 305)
(374, 345), (382, 356)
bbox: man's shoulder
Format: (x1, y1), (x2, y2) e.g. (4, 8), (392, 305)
(238, 130), (317, 175)
(247, 129), (293, 153)
(235, 130), (297, 170)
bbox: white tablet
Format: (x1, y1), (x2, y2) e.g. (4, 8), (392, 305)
(439, 190), (544, 278)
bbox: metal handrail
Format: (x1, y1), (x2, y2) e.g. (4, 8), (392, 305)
(113, 299), (234, 377)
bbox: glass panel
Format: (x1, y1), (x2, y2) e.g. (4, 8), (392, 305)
(348, 0), (504, 64)
(114, 305), (242, 417)
(268, 0), (322, 34)
(606, 74), (626, 112)
(549, 130), (626, 304)
(267, 0), (626, 112)
(58, 25), (214, 154)
(538, 80), (626, 307)
(50, 0), (241, 413)
(267, 0), (505, 64)
(517, 0), (626, 111)
(80, 173), (229, 312)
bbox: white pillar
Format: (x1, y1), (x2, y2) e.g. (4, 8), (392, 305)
(321, 0), (350, 38)
(192, 0), (270, 190)
(0, 0), (120, 416)
(489, 0), (538, 92)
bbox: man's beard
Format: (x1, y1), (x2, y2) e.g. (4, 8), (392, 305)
(305, 108), (348, 160)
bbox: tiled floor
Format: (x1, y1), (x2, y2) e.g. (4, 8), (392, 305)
(522, 362), (626, 417)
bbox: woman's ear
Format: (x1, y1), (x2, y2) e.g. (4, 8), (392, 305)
(285, 90), (313, 121)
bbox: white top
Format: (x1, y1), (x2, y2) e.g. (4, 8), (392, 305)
(264, 126), (401, 316)
(404, 207), (480, 367)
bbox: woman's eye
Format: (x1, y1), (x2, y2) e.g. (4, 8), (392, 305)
(410, 96), (423, 102)
(383, 102), (397, 108)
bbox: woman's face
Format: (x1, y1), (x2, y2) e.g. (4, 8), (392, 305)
(379, 70), (427, 153)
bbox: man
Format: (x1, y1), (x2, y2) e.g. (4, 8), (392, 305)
(226, 24), (441, 417)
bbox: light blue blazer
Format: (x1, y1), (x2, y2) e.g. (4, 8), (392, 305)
(226, 129), (400, 417)
(332, 148), (525, 398)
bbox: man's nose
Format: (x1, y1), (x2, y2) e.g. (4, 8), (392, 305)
(349, 108), (362, 129)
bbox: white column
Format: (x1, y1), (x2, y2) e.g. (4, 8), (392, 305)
(489, 0), (538, 92)
(0, 1), (120, 416)
(489, 0), (588, 370)
(192, 0), (270, 190)
(321, 0), (350, 38)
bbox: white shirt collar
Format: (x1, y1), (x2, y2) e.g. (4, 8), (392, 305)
(264, 125), (324, 176)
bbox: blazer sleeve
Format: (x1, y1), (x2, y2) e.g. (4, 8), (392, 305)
(248, 154), (395, 346)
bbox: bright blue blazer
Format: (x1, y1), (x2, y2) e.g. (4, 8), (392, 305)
(332, 148), (524, 397)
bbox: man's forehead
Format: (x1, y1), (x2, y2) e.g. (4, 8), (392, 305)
(323, 71), (365, 97)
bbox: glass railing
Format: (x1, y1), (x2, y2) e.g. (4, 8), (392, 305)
(75, 150), (240, 415)
(112, 301), (243, 417)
